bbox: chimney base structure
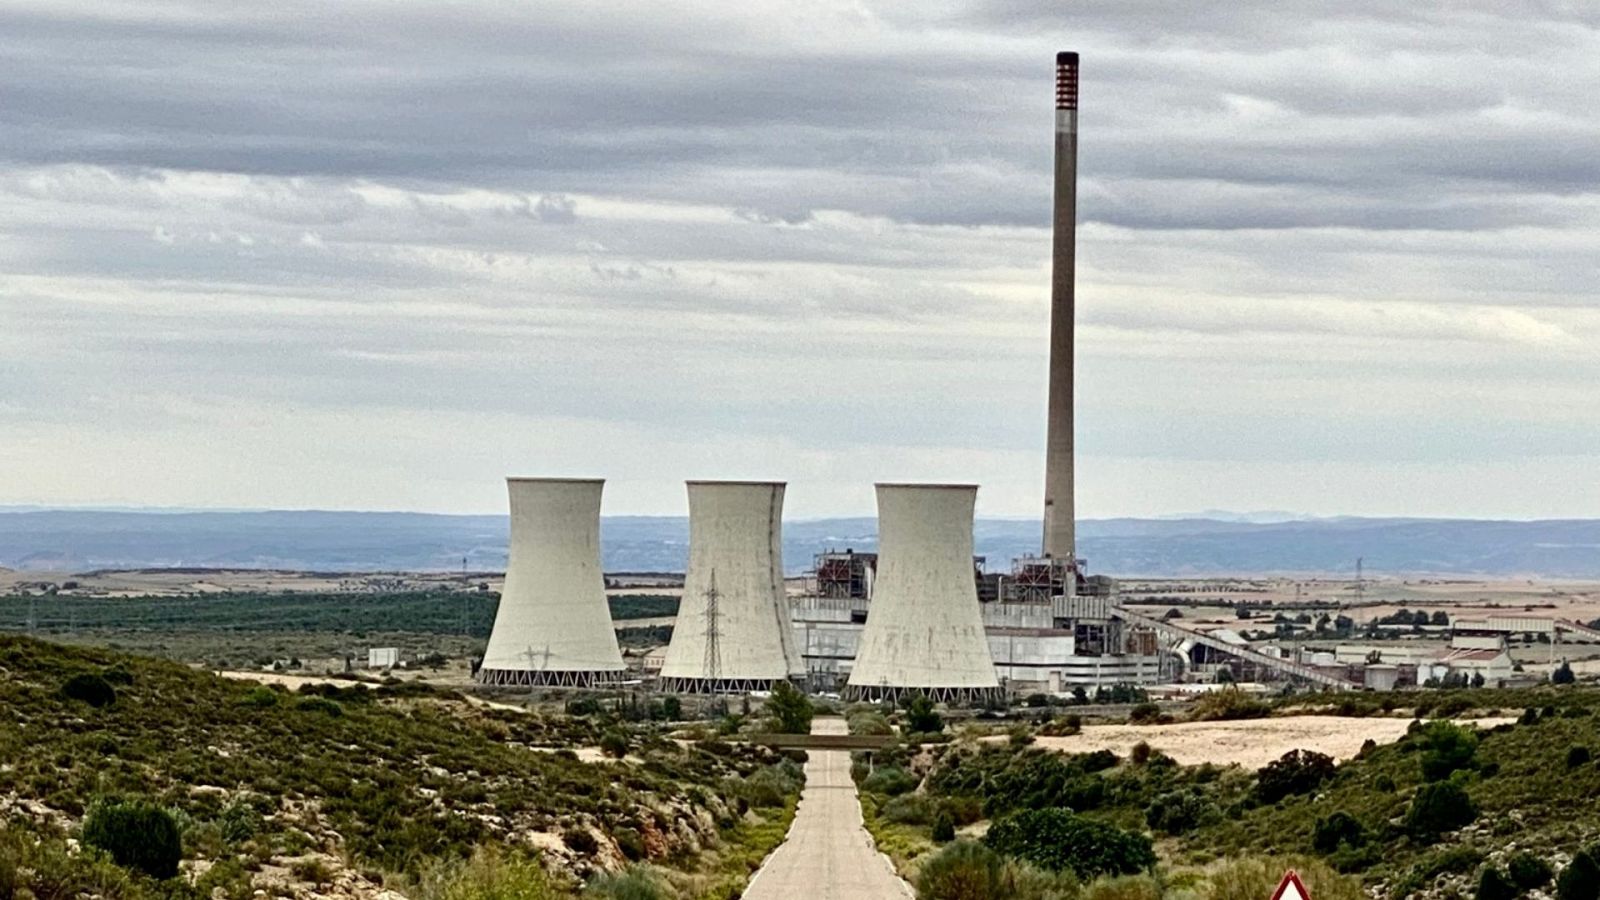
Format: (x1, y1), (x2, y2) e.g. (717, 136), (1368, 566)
(843, 484), (1002, 705)
(658, 481), (805, 694)
(475, 478), (626, 689)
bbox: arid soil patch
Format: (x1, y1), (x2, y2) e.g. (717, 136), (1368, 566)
(1032, 714), (1515, 769)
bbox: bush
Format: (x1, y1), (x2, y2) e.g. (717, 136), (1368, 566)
(906, 695), (944, 735)
(1415, 720), (1478, 781)
(600, 730), (629, 760)
(1507, 852), (1553, 889)
(847, 710), (893, 735)
(1404, 780), (1476, 839)
(1567, 745), (1592, 768)
(767, 681), (813, 735)
(932, 812), (956, 843)
(882, 793), (934, 825)
(1311, 811), (1365, 853)
(294, 696), (344, 716)
(983, 808), (1155, 880)
(239, 686), (280, 708)
(1189, 688), (1270, 721)
(417, 846), (559, 900)
(862, 766), (918, 797)
(1130, 741), (1153, 766)
(218, 799), (262, 844)
(81, 799), (182, 879)
(611, 828), (645, 862)
(914, 841), (1004, 900)
(585, 865), (666, 900)
(1557, 848), (1600, 900)
(61, 673), (116, 708)
(1038, 714), (1082, 737)
(1478, 866), (1517, 900)
(1128, 703), (1162, 724)
(1145, 790), (1217, 835)
(1254, 749), (1336, 804)
(562, 828), (599, 855)
(1204, 857), (1363, 900)
(1552, 661), (1576, 684)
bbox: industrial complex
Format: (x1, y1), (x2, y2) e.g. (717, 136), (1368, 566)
(473, 53), (1600, 700)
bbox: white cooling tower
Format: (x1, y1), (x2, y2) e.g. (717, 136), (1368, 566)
(845, 484), (1002, 704)
(476, 478), (625, 688)
(658, 481), (804, 693)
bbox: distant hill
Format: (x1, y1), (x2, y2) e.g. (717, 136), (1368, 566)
(2, 509), (1598, 577)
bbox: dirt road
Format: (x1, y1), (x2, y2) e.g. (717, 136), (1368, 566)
(742, 718), (913, 900)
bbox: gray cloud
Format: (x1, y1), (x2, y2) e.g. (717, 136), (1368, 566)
(2, 1), (1599, 517)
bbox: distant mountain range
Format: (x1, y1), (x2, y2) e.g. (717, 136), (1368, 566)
(2, 509), (1598, 577)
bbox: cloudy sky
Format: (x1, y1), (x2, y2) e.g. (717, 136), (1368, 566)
(2, 1), (1598, 519)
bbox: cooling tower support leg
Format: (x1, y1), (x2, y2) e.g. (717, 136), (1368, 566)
(474, 668), (625, 689)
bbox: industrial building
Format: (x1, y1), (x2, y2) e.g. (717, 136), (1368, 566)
(476, 478), (626, 688)
(844, 484), (1003, 704)
(658, 481), (805, 693)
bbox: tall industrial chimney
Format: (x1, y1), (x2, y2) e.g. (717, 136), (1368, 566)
(1042, 50), (1078, 565)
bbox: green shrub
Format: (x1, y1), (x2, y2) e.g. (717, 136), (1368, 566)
(1189, 688), (1270, 721)
(1204, 857), (1363, 900)
(1128, 703), (1162, 724)
(1415, 720), (1478, 781)
(1404, 780), (1476, 839)
(1311, 811), (1365, 853)
(1507, 852), (1553, 889)
(1557, 848), (1600, 900)
(1145, 789), (1216, 835)
(239, 686), (280, 708)
(906, 695), (943, 735)
(416, 846), (559, 900)
(1254, 749), (1335, 804)
(1566, 745), (1592, 768)
(584, 865), (665, 900)
(932, 812), (956, 843)
(862, 766), (918, 797)
(611, 828), (645, 862)
(101, 667), (135, 686)
(939, 796), (984, 827)
(218, 799), (262, 844)
(294, 696), (343, 716)
(61, 673), (116, 708)
(1477, 866), (1517, 900)
(1130, 742), (1153, 765)
(563, 828), (599, 855)
(914, 841), (1004, 900)
(847, 710), (893, 735)
(883, 793), (934, 825)
(81, 799), (182, 879)
(600, 730), (629, 760)
(766, 681), (813, 734)
(983, 808), (1155, 880)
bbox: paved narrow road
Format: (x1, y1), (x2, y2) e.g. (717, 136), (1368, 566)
(742, 718), (915, 900)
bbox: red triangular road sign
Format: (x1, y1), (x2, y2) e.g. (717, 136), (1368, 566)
(1270, 870), (1311, 900)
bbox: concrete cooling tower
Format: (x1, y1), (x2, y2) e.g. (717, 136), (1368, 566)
(658, 481), (804, 693)
(844, 484), (1002, 704)
(476, 478), (625, 688)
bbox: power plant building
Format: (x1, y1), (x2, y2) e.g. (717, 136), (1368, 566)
(658, 481), (804, 693)
(844, 484), (1002, 704)
(476, 478), (626, 688)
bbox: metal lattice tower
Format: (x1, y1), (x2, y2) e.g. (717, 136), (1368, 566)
(702, 569), (722, 686)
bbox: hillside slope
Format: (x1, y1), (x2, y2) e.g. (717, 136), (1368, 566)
(0, 636), (800, 899)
